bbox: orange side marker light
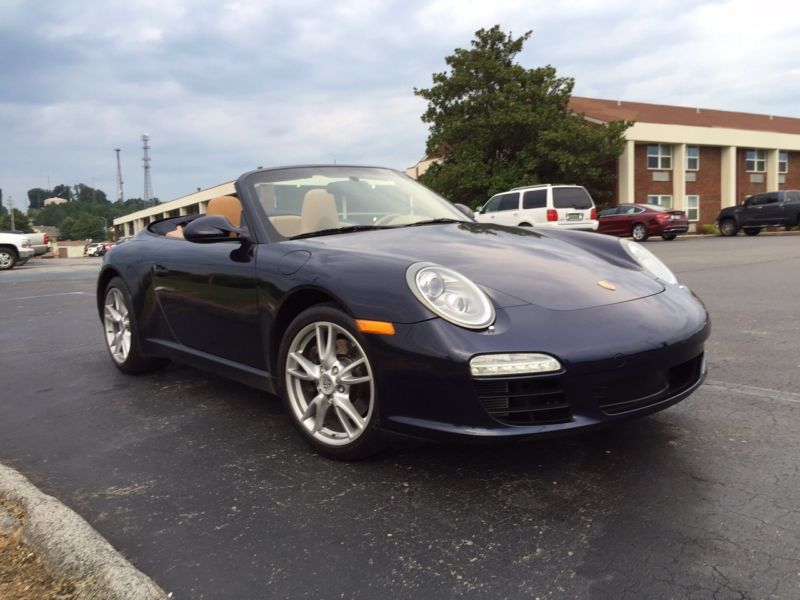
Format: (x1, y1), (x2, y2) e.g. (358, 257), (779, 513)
(355, 319), (396, 335)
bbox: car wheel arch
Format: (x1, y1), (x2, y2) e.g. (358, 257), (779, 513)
(269, 288), (349, 374)
(96, 267), (124, 318)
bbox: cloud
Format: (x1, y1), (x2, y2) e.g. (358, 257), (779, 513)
(1, 0), (799, 209)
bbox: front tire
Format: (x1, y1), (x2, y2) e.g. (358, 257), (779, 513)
(719, 218), (738, 236)
(661, 232), (677, 241)
(0, 248), (17, 270)
(103, 277), (168, 374)
(631, 223), (649, 242)
(278, 305), (383, 460)
(743, 227), (761, 236)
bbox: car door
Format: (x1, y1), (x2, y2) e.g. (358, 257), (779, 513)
(756, 192), (784, 225)
(739, 195), (765, 226)
(152, 236), (264, 369)
(477, 193), (520, 226)
(597, 207), (620, 234)
(494, 192), (522, 226)
(613, 205), (638, 235)
(474, 195), (502, 223)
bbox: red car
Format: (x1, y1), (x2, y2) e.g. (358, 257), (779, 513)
(597, 204), (689, 241)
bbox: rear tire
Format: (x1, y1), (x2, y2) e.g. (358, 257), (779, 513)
(719, 218), (738, 236)
(743, 228), (760, 236)
(278, 304), (384, 460)
(631, 223), (649, 242)
(661, 233), (677, 241)
(0, 248), (17, 270)
(102, 277), (169, 374)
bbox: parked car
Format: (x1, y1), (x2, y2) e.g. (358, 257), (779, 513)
(0, 231), (34, 270)
(716, 190), (800, 236)
(97, 165), (709, 460)
(474, 184), (598, 231)
(0, 230), (50, 255)
(597, 204), (689, 241)
(97, 242), (116, 256)
(84, 242), (105, 257)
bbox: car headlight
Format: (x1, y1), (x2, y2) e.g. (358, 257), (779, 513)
(620, 239), (677, 285)
(406, 262), (495, 329)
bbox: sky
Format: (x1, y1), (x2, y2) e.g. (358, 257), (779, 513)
(2, 0), (800, 209)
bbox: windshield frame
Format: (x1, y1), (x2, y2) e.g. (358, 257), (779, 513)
(237, 165), (471, 242)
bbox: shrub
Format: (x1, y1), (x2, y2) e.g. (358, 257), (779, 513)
(700, 224), (720, 235)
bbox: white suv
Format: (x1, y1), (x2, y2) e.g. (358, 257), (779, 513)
(474, 184), (598, 231)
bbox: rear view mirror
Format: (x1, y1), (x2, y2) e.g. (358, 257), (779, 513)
(183, 215), (244, 243)
(455, 203), (475, 219)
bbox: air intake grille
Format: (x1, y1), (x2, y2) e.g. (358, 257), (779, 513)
(474, 376), (572, 425)
(596, 353), (704, 415)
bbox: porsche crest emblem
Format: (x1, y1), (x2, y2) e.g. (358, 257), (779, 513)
(596, 280), (617, 291)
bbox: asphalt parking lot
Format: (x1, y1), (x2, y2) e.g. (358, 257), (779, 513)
(1, 236), (799, 599)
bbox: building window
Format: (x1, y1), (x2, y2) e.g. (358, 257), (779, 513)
(686, 195), (699, 221)
(647, 144), (672, 170)
(745, 149), (766, 172)
(647, 195), (673, 209)
(779, 151), (788, 174)
(686, 146), (700, 171)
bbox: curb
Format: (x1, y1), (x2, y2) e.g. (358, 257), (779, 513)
(0, 463), (169, 600)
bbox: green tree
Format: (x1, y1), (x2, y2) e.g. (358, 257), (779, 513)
(59, 213), (105, 240)
(73, 183), (108, 204)
(27, 187), (53, 210)
(414, 26), (630, 207)
(52, 184), (72, 201)
(0, 209), (33, 232)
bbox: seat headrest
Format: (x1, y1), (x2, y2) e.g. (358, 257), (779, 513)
(207, 196), (242, 227)
(300, 189), (339, 233)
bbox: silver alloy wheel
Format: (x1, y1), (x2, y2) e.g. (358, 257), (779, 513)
(632, 223), (647, 241)
(285, 321), (374, 447)
(0, 250), (13, 269)
(104, 288), (131, 364)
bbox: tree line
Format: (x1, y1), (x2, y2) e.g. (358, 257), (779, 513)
(0, 184), (158, 240)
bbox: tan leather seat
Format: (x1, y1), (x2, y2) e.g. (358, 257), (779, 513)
(300, 189), (339, 234)
(207, 195), (242, 227)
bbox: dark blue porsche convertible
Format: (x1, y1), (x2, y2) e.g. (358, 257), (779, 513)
(98, 165), (709, 459)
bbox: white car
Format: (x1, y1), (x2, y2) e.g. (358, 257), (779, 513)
(474, 184), (598, 231)
(0, 232), (34, 270)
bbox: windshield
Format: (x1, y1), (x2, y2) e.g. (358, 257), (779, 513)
(242, 166), (470, 239)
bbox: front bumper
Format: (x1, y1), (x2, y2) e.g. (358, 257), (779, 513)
(368, 286), (709, 442)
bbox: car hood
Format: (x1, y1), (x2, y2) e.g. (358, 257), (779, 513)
(300, 223), (663, 311)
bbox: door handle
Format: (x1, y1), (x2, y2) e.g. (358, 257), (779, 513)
(152, 264), (170, 277)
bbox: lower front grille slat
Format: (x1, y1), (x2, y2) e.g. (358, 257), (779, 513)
(596, 353), (704, 415)
(474, 376), (572, 426)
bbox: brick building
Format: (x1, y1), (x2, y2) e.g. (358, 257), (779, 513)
(569, 97), (800, 228)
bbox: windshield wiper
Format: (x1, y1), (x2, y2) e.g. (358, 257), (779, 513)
(399, 218), (464, 228)
(290, 225), (389, 240)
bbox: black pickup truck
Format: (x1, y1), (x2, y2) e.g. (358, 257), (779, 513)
(717, 190), (800, 236)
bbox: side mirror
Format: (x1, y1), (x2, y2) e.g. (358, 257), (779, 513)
(455, 203), (475, 219)
(183, 215), (244, 243)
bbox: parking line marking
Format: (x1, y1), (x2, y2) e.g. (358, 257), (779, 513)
(704, 379), (800, 405)
(8, 291), (91, 301)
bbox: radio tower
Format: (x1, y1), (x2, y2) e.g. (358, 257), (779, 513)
(114, 148), (125, 202)
(142, 134), (153, 205)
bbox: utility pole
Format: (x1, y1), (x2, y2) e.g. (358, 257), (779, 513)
(142, 134), (152, 206)
(114, 148), (125, 202)
(8, 196), (14, 231)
